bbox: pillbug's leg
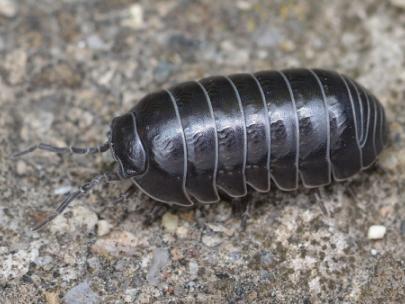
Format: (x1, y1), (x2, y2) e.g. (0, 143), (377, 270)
(344, 183), (359, 205)
(112, 184), (137, 204)
(143, 203), (168, 226)
(217, 189), (254, 230)
(11, 141), (110, 159)
(315, 191), (329, 217)
(241, 200), (255, 231)
(231, 197), (244, 216)
(318, 199), (329, 217)
(32, 170), (120, 231)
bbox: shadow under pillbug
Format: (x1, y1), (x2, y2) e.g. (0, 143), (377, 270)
(12, 68), (389, 230)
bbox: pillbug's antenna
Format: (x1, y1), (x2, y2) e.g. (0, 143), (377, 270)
(32, 170), (121, 231)
(10, 141), (110, 159)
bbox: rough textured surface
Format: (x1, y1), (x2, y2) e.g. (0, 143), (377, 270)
(0, 0), (404, 303)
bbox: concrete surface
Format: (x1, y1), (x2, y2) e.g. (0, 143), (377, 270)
(0, 0), (404, 303)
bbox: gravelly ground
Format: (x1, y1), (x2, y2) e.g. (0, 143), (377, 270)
(0, 0), (404, 303)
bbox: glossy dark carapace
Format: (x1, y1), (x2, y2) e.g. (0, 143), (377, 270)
(13, 69), (389, 229)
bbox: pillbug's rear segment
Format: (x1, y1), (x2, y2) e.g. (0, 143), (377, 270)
(127, 69), (388, 206)
(13, 69), (389, 228)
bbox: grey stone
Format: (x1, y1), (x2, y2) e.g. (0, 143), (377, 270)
(146, 247), (170, 285)
(63, 281), (100, 304)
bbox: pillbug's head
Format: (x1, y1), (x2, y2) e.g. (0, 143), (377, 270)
(110, 113), (146, 178)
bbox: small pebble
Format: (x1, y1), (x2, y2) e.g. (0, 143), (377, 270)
(390, 0), (405, 9)
(16, 160), (28, 175)
(161, 212), (178, 233)
(202, 234), (223, 247)
(247, 291), (258, 301)
(367, 225), (387, 240)
(72, 206), (98, 230)
(86, 257), (100, 270)
(259, 251), (274, 266)
(53, 186), (73, 195)
(86, 34), (108, 50)
(170, 247), (184, 261)
(0, 0), (17, 18)
(370, 249), (378, 256)
(146, 248), (170, 285)
(236, 0), (253, 10)
(92, 230), (146, 257)
(122, 4), (144, 29)
(175, 225), (188, 239)
(33, 255), (53, 267)
(97, 220), (113, 236)
(206, 223), (234, 236)
(4, 49), (27, 84)
(33, 63), (82, 88)
(378, 148), (402, 171)
(0, 245), (40, 284)
(44, 291), (60, 304)
(63, 281), (99, 304)
(123, 288), (139, 303)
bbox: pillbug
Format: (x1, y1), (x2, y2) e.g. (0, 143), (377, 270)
(12, 69), (389, 230)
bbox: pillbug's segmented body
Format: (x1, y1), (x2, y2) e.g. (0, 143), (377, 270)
(13, 69), (389, 229)
(112, 68), (388, 206)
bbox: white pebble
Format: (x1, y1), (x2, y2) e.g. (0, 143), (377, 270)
(161, 212), (178, 233)
(175, 225), (188, 239)
(367, 225), (386, 240)
(0, 0), (17, 18)
(378, 148), (401, 171)
(122, 4), (144, 29)
(390, 0), (405, 9)
(97, 220), (113, 236)
(16, 160), (28, 175)
(53, 186), (73, 195)
(370, 249), (378, 256)
(202, 234), (223, 247)
(236, 1), (252, 10)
